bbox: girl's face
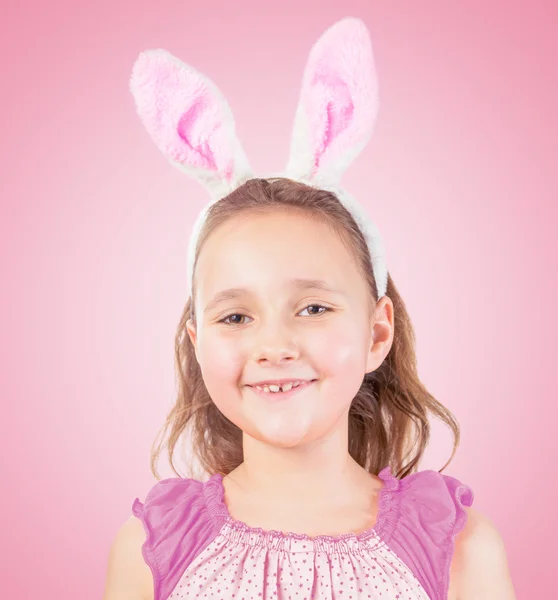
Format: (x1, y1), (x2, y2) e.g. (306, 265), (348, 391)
(186, 209), (393, 448)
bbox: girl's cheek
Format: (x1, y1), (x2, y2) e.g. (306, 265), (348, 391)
(310, 323), (363, 361)
(199, 334), (244, 380)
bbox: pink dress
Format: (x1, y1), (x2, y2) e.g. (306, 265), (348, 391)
(132, 467), (473, 600)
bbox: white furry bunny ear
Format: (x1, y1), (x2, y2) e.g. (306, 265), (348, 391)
(284, 18), (379, 185)
(130, 49), (253, 200)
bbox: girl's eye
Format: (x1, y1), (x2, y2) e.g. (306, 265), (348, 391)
(298, 304), (331, 317)
(219, 304), (332, 326)
(220, 314), (249, 326)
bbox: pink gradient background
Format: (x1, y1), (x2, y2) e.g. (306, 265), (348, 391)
(1, 1), (556, 597)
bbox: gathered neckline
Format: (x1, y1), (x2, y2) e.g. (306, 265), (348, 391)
(202, 466), (401, 546)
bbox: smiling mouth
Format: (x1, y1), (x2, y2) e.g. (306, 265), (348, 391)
(246, 379), (318, 400)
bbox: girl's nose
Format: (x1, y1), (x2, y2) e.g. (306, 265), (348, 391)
(251, 323), (301, 365)
(255, 347), (299, 366)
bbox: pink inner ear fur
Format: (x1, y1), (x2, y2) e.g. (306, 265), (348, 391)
(176, 94), (219, 171)
(310, 69), (354, 169)
(132, 52), (234, 181)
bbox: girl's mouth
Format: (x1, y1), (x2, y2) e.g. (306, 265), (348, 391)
(247, 379), (317, 400)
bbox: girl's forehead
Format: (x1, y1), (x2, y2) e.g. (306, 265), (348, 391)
(195, 211), (364, 298)
(203, 210), (344, 254)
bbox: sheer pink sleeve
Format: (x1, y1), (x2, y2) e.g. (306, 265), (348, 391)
(132, 477), (223, 600)
(374, 469), (474, 600)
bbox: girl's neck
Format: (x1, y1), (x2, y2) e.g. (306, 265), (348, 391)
(220, 456), (385, 538)
(223, 455), (382, 511)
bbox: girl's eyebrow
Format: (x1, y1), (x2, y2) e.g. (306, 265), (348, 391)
(203, 278), (344, 314)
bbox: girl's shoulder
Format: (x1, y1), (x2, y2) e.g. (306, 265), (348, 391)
(103, 515), (155, 600)
(447, 503), (516, 598)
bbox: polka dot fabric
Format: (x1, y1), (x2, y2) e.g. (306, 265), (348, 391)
(132, 467), (473, 600)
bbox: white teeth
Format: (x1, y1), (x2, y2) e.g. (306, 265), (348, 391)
(254, 381), (303, 393)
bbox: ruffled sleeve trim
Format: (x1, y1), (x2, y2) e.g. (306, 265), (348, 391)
(439, 475), (475, 598)
(384, 469), (474, 600)
(131, 476), (220, 600)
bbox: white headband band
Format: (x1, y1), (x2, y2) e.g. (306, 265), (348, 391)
(129, 17), (388, 301)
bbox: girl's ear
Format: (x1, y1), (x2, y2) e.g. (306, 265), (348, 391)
(130, 49), (253, 200)
(365, 296), (395, 374)
(185, 318), (199, 362)
(284, 17), (379, 186)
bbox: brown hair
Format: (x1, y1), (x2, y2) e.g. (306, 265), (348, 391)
(149, 178), (460, 481)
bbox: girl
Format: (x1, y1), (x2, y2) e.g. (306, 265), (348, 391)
(103, 17), (515, 600)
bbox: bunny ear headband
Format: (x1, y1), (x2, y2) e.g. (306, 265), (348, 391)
(129, 17), (388, 300)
